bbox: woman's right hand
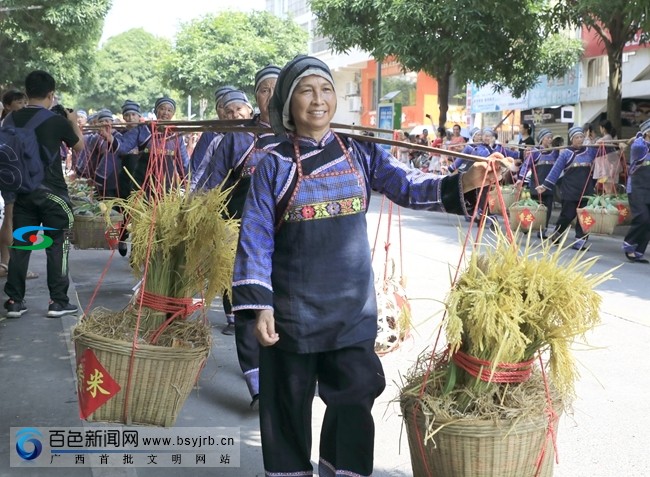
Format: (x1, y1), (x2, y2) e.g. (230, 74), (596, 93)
(98, 124), (113, 143)
(255, 309), (279, 346)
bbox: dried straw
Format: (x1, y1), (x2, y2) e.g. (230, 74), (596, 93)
(77, 307), (212, 350)
(400, 349), (561, 424)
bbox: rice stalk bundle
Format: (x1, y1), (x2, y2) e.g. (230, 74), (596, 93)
(444, 230), (615, 406)
(104, 184), (239, 334)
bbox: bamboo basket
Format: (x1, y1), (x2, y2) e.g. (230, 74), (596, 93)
(508, 204), (547, 233)
(488, 187), (517, 216)
(73, 327), (209, 427)
(576, 208), (619, 235)
(401, 399), (558, 477)
(73, 214), (121, 250)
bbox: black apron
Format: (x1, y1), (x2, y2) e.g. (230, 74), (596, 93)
(272, 135), (377, 353)
(560, 148), (595, 202)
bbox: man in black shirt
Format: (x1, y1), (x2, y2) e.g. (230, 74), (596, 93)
(4, 70), (84, 318)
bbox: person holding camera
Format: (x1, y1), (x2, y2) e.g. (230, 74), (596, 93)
(3, 70), (84, 319)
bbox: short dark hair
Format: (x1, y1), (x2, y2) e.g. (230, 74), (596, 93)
(2, 89), (26, 106)
(25, 70), (56, 100)
(599, 118), (616, 137)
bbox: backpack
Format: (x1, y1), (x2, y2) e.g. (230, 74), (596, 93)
(0, 108), (55, 193)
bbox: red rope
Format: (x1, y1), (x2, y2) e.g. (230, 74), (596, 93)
(382, 200), (393, 284)
(120, 194), (158, 424)
(533, 353), (559, 477)
(398, 205), (404, 281)
(81, 246), (118, 318)
(139, 290), (203, 317)
(141, 290), (204, 345)
(411, 156), (527, 476)
(452, 349), (535, 383)
(371, 195), (386, 262)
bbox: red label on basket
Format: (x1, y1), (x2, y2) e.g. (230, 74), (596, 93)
(518, 208), (535, 227)
(77, 349), (121, 419)
(579, 209), (595, 232)
(104, 222), (122, 250)
(615, 203), (628, 225)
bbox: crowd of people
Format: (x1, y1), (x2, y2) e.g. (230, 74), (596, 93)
(2, 55), (650, 476)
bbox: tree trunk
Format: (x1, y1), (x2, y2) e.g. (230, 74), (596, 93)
(606, 45), (624, 136)
(436, 64), (453, 129)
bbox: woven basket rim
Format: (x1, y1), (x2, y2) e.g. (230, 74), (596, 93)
(508, 204), (548, 211)
(576, 207), (619, 216)
(400, 398), (556, 435)
(72, 326), (210, 360)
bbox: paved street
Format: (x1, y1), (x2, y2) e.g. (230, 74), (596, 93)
(1, 192), (649, 477)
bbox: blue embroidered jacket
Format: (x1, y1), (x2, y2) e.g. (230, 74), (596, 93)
(232, 130), (473, 352)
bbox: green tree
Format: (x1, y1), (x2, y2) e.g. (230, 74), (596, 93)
(552, 1), (650, 133)
(0, 0), (112, 93)
(165, 11), (308, 111)
(74, 28), (172, 114)
(311, 0), (583, 127)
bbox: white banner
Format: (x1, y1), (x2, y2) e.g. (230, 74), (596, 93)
(470, 66), (580, 114)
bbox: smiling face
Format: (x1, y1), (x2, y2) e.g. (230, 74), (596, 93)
(482, 131), (495, 144)
(156, 103), (175, 121)
(290, 75), (336, 141)
(223, 102), (253, 120)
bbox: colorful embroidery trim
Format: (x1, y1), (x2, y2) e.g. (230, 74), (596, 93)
(283, 196), (366, 223)
(241, 165), (256, 178)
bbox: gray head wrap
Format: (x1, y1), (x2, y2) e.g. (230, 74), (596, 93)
(639, 118), (650, 136)
(254, 65), (281, 94)
(220, 90), (253, 111)
(154, 97), (176, 113)
(269, 55), (335, 134)
(536, 128), (552, 144)
(214, 86), (236, 105)
(568, 126), (584, 142)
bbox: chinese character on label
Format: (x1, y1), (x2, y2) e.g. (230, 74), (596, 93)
(76, 349), (121, 418)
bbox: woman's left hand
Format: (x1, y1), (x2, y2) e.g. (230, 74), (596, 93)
(461, 153), (512, 192)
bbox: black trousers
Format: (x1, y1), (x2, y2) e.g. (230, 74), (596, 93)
(624, 193), (650, 255)
(234, 309), (260, 398)
(259, 339), (386, 477)
(553, 198), (588, 239)
(222, 290), (233, 317)
(5, 189), (74, 304)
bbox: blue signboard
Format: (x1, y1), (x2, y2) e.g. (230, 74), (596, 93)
(377, 103), (394, 151)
